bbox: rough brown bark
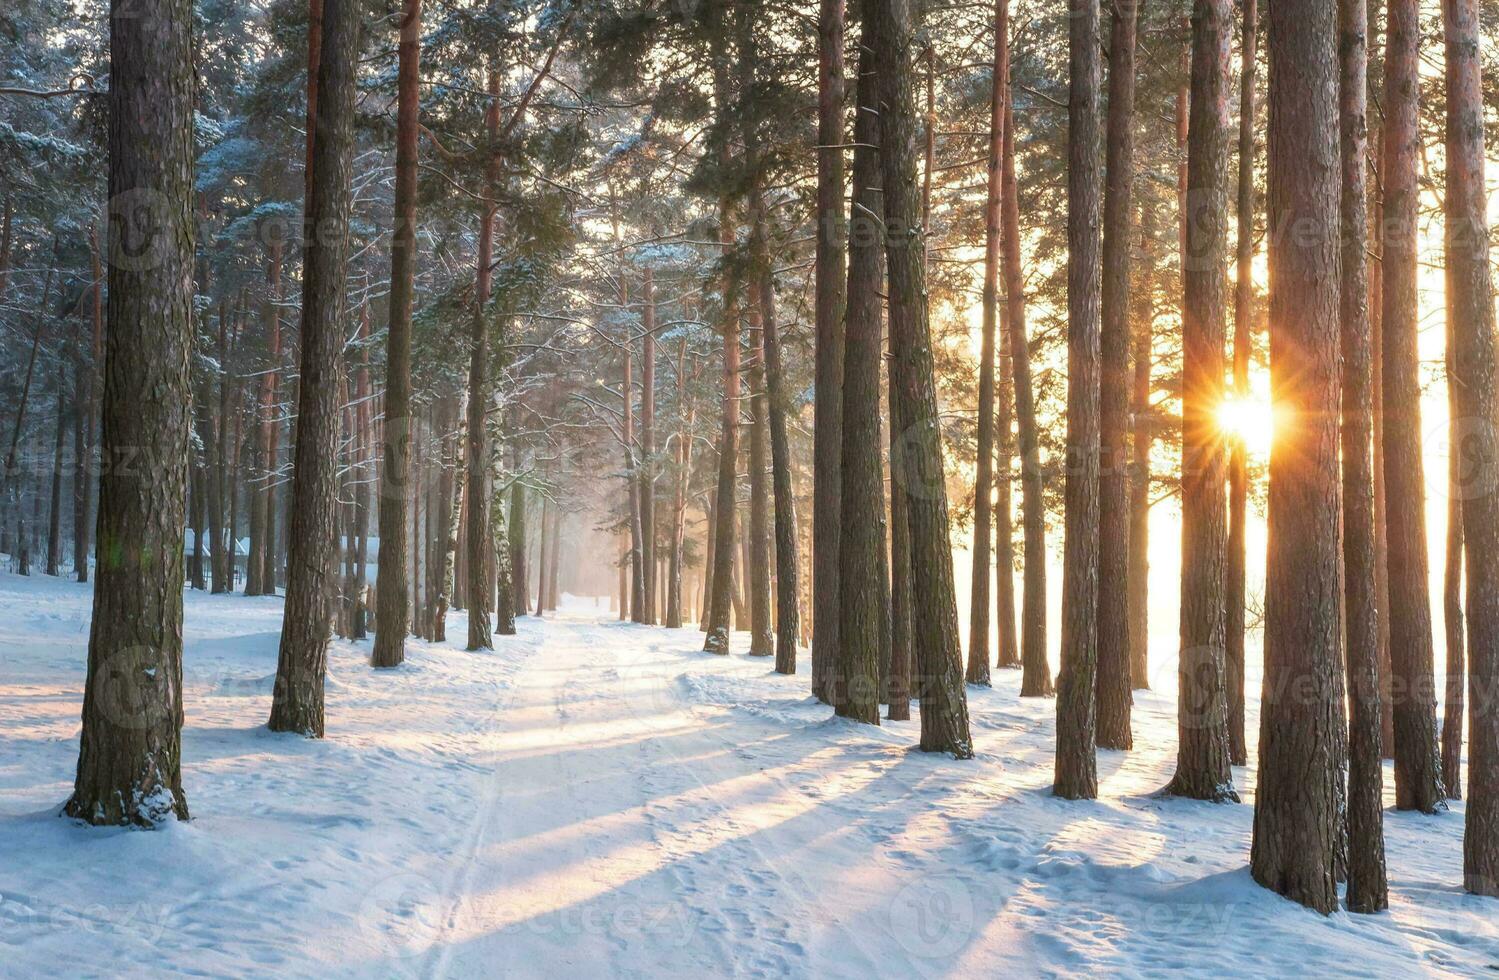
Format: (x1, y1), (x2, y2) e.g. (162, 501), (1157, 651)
(812, 0), (847, 703)
(464, 67), (501, 651)
(65, 0), (194, 825)
(1380, 0), (1445, 812)
(1166, 0), (1237, 802)
(509, 459), (527, 619)
(836, 31), (888, 723)
(1250, 0), (1342, 912)
(1225, 0), (1257, 767)
(967, 0), (1008, 687)
(752, 219), (800, 672)
(1444, 0), (1499, 897)
(1444, 304), (1465, 800)
(702, 41), (740, 655)
(746, 304), (773, 656)
(1371, 141), (1396, 760)
(1128, 202), (1154, 691)
(873, 0), (973, 758)
(373, 0), (419, 668)
(1095, 0), (1137, 751)
(268, 0), (359, 737)
(75, 224), (102, 584)
(640, 268), (657, 624)
(667, 342), (694, 629)
(46, 364), (64, 577)
(1002, 98), (1050, 699)
(1054, 0), (1103, 798)
(1340, 0), (1389, 913)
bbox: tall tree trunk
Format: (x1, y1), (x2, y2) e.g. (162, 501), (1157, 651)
(464, 66), (500, 651)
(967, 0), (1008, 687)
(1004, 97), (1051, 698)
(812, 0), (847, 702)
(752, 210), (800, 673)
(995, 324), (1019, 670)
(746, 293), (774, 655)
(1225, 0), (1258, 766)
(1095, 0), (1138, 751)
(46, 364), (64, 576)
(1380, 0), (1445, 812)
(1250, 0), (1343, 912)
(372, 0), (420, 665)
(1339, 0), (1389, 913)
(268, 0), (359, 736)
(699, 492), (714, 630)
(1167, 0), (1236, 802)
(621, 302), (646, 624)
(666, 341), (693, 629)
(1444, 303), (1465, 799)
(1128, 201), (1154, 690)
(872, 0), (973, 758)
(1054, 0), (1103, 798)
(1445, 0), (1499, 897)
(209, 299), (229, 593)
(837, 30), (888, 722)
(702, 61), (741, 656)
(1371, 140), (1395, 760)
(65, 0), (194, 824)
(640, 269), (657, 624)
(509, 455), (527, 619)
(75, 224), (103, 584)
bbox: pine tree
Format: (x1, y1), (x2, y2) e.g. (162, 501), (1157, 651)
(371, 0), (420, 668)
(1095, 0), (1139, 752)
(1251, 0), (1342, 912)
(1167, 0), (1236, 803)
(1339, 0), (1389, 914)
(872, 0), (972, 758)
(836, 10), (887, 723)
(268, 0), (360, 736)
(1444, 0), (1499, 898)
(1054, 0), (1103, 798)
(1379, 0), (1445, 812)
(65, 0), (195, 824)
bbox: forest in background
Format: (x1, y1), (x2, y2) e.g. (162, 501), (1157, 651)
(2, 0), (1499, 921)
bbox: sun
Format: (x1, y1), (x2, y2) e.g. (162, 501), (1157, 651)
(1217, 393), (1275, 457)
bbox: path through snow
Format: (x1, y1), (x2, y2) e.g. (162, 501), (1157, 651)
(2, 573), (1497, 976)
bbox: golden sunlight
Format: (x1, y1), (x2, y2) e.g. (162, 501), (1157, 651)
(1217, 393), (1275, 457)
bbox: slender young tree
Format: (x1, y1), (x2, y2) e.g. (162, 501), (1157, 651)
(1225, 0), (1257, 767)
(1380, 0), (1445, 812)
(812, 0), (847, 702)
(752, 220), (800, 671)
(1250, 0), (1342, 912)
(1054, 0), (1103, 798)
(1167, 0), (1237, 802)
(1095, 0), (1138, 750)
(1128, 199), (1155, 690)
(1339, 0), (1389, 914)
(372, 0), (420, 668)
(1004, 98), (1051, 699)
(65, 0), (195, 824)
(1444, 295), (1465, 799)
(967, 0), (1008, 687)
(268, 0), (360, 736)
(1444, 0), (1499, 898)
(465, 67), (501, 652)
(837, 22), (887, 723)
(872, 0), (973, 757)
(640, 273), (657, 625)
(746, 300), (773, 656)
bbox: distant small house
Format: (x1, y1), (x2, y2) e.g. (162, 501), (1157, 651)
(183, 531), (251, 586)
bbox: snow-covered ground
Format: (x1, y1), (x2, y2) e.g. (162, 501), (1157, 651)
(1, 570), (1496, 977)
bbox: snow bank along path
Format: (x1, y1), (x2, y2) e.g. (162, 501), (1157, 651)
(1, 571), (1497, 977)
